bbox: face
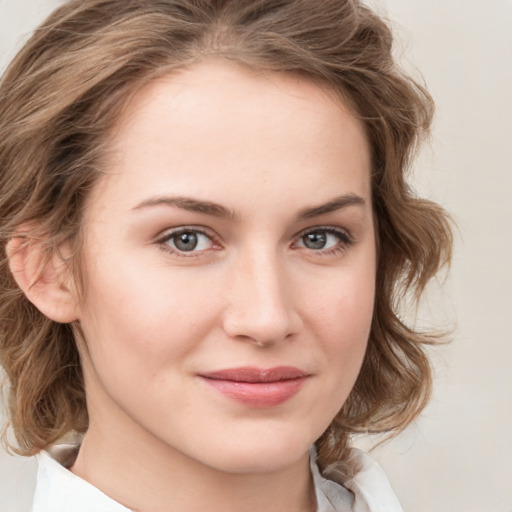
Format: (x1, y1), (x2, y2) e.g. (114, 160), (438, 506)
(75, 60), (376, 474)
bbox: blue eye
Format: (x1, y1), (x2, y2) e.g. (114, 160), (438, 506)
(161, 229), (214, 253)
(296, 228), (352, 252)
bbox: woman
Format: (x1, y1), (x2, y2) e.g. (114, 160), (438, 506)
(0, 1), (452, 511)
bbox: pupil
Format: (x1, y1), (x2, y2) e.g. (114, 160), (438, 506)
(304, 232), (326, 249)
(174, 232), (198, 251)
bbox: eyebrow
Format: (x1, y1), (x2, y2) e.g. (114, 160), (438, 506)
(132, 193), (366, 221)
(295, 193), (366, 220)
(132, 196), (238, 220)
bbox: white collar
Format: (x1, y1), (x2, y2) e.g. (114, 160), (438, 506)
(31, 444), (402, 512)
(310, 446), (403, 512)
(31, 445), (129, 512)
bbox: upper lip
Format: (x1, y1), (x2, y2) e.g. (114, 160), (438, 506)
(199, 366), (309, 383)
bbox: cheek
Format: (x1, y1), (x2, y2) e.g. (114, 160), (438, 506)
(78, 255), (223, 373)
(303, 257), (376, 385)
(322, 289), (373, 376)
(76, 261), (224, 424)
(308, 250), (375, 329)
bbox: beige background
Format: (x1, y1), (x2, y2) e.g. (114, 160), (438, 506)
(1, 1), (511, 511)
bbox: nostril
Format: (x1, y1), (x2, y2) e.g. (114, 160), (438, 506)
(252, 337), (276, 348)
(223, 308), (301, 347)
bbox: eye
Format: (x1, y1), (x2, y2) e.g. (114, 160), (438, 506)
(158, 228), (216, 254)
(295, 227), (353, 252)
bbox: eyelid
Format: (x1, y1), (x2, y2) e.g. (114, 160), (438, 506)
(153, 224), (355, 258)
(155, 225), (212, 241)
(292, 225), (355, 253)
(295, 225), (354, 242)
(155, 225), (222, 256)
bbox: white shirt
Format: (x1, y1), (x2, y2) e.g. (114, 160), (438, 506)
(31, 444), (402, 512)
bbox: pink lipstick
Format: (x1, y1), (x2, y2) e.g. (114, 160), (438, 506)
(199, 366), (309, 408)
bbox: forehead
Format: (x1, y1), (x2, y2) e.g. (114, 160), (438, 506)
(89, 59), (371, 219)
(117, 60), (357, 132)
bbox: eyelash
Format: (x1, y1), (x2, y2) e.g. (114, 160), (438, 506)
(156, 226), (220, 258)
(294, 227), (355, 256)
(155, 226), (355, 258)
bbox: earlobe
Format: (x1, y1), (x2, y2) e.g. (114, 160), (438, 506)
(6, 236), (79, 324)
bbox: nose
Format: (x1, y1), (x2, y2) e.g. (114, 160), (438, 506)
(222, 249), (301, 347)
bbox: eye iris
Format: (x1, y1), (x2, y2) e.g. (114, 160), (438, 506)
(174, 232), (198, 251)
(303, 232), (327, 249)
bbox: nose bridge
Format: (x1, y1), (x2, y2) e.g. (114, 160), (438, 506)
(223, 243), (298, 344)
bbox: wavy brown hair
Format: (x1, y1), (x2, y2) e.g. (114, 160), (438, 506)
(0, 0), (452, 468)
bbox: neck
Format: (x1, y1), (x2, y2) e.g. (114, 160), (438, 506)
(71, 411), (316, 512)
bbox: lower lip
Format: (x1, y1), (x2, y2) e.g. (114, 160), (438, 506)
(201, 377), (307, 408)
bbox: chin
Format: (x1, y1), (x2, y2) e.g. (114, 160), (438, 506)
(197, 433), (314, 474)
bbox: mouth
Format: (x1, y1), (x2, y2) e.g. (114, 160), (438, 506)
(198, 366), (310, 408)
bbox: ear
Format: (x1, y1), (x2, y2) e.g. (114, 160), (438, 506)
(6, 235), (79, 323)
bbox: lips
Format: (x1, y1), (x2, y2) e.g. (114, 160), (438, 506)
(199, 366), (309, 408)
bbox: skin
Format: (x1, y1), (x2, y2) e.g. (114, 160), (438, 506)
(62, 60), (376, 512)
